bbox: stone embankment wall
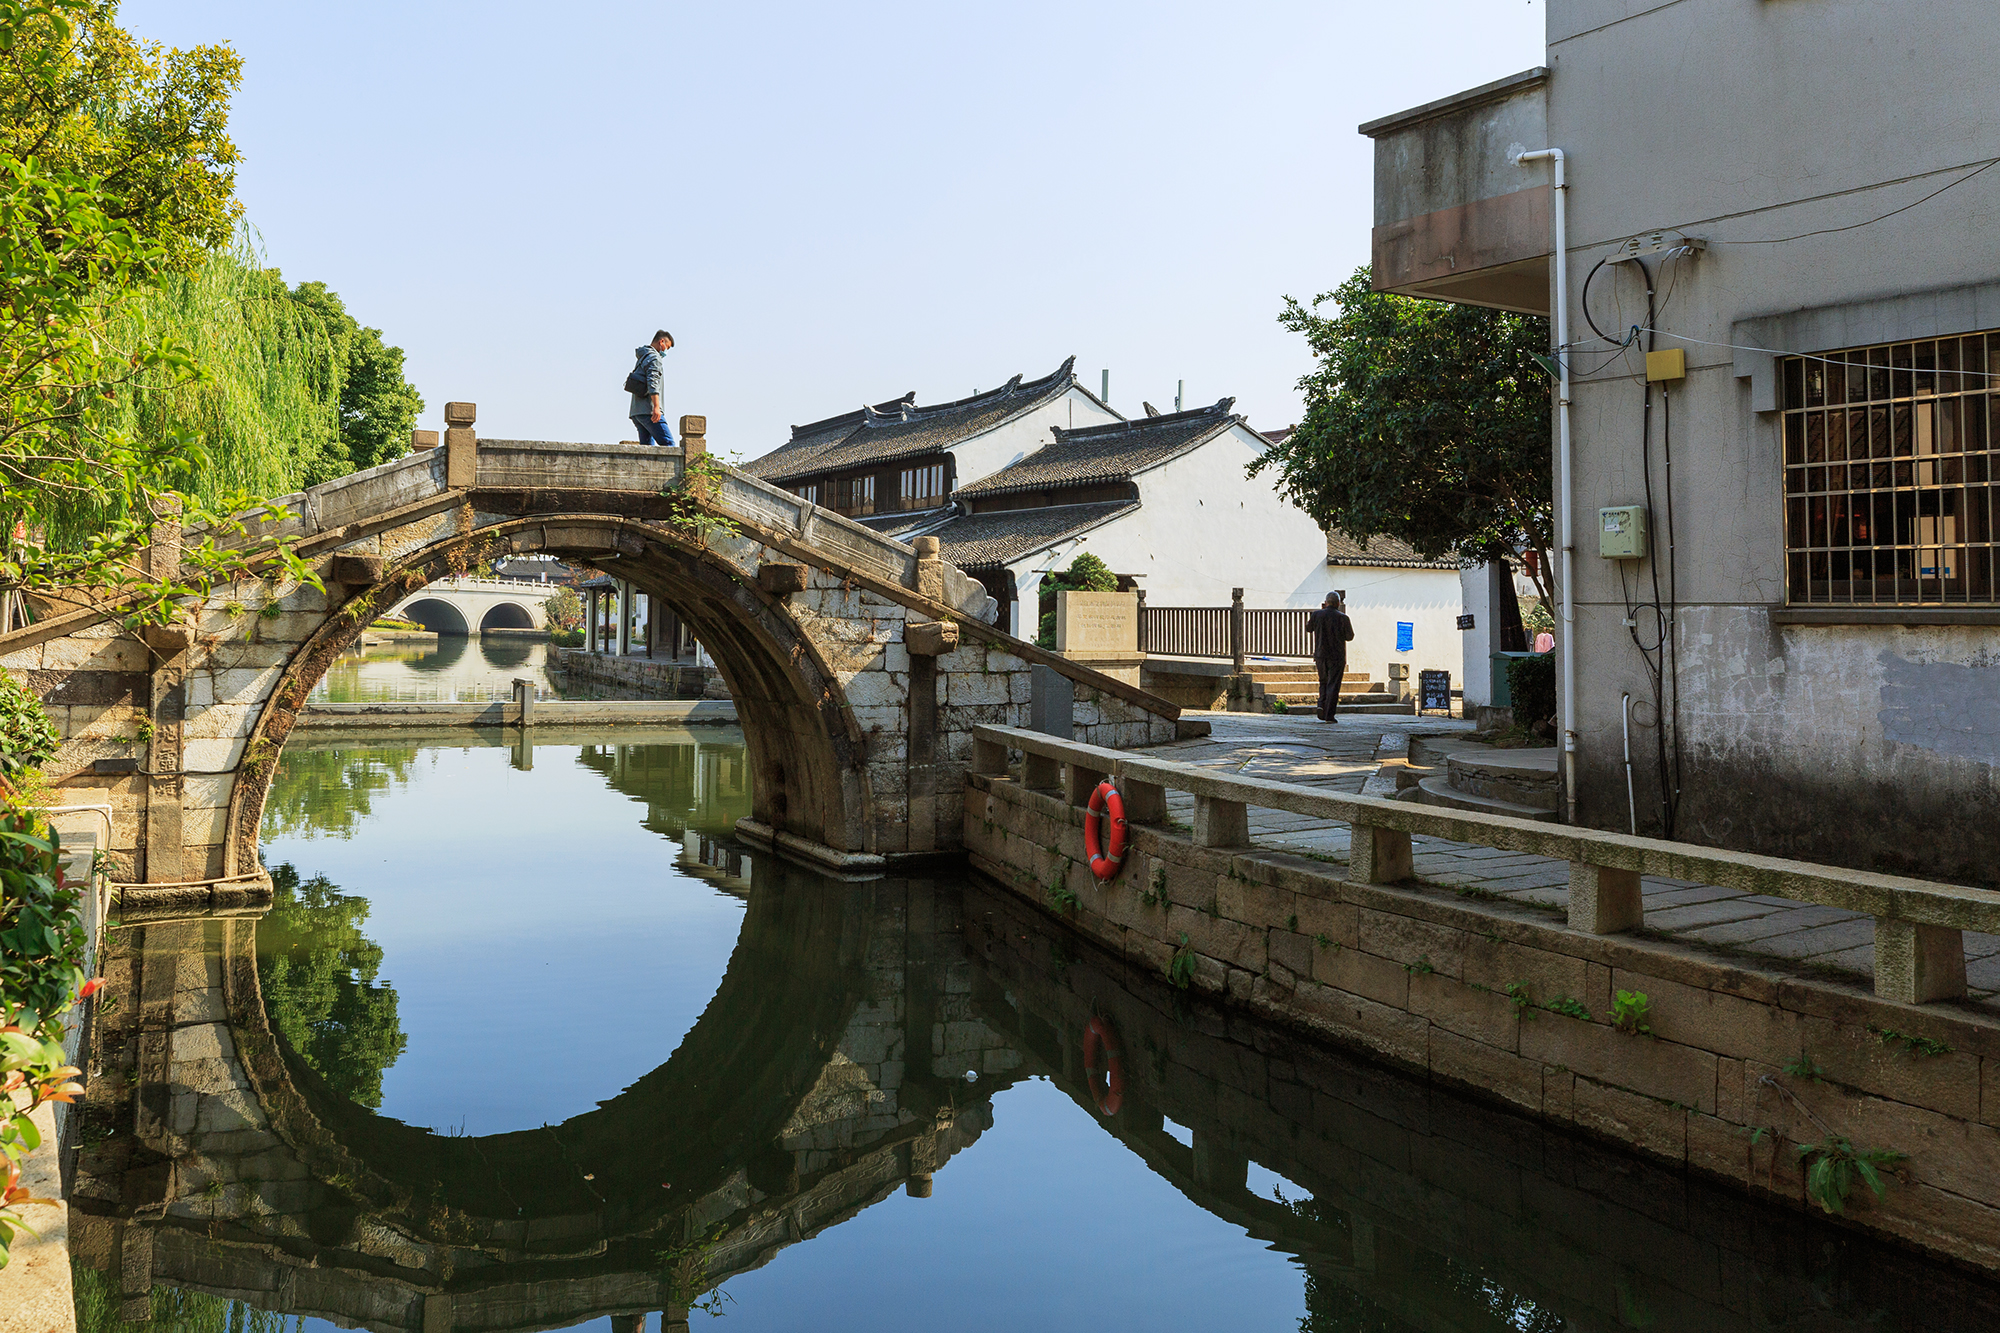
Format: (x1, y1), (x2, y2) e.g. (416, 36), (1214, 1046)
(965, 774), (2000, 1270)
(554, 649), (724, 700)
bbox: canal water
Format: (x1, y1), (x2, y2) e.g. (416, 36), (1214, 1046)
(71, 730), (2000, 1332)
(309, 637), (565, 704)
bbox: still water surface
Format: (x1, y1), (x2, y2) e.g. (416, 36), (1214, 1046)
(309, 637), (564, 704)
(73, 729), (2000, 1332)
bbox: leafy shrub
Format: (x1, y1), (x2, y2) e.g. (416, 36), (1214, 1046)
(1036, 552), (1119, 648)
(549, 627), (585, 648)
(1506, 651), (1557, 738)
(0, 671), (58, 773)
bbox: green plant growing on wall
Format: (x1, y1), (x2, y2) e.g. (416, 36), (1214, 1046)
(1286, 913), (1298, 932)
(1167, 932), (1197, 989)
(1784, 1054), (1827, 1083)
(1314, 933), (1335, 951)
(1611, 990), (1652, 1035)
(1869, 1026), (1953, 1058)
(1269, 698), (1289, 714)
(1543, 995), (1591, 1021)
(1503, 981), (1535, 1019)
(1403, 954), (1434, 975)
(659, 453), (741, 548)
(1046, 876), (1078, 914)
(0, 672), (58, 772)
(1796, 1136), (1906, 1216)
(1141, 867), (1167, 908)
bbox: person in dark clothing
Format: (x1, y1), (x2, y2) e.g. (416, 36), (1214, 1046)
(1307, 592), (1354, 722)
(628, 330), (675, 446)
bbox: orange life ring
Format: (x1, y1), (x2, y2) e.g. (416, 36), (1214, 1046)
(1084, 1015), (1124, 1116)
(1084, 780), (1127, 881)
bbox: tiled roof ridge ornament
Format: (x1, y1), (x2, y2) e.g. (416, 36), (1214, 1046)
(1052, 396), (1236, 442)
(789, 392), (914, 439)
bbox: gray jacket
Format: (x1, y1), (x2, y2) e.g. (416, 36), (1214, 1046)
(628, 346), (664, 419)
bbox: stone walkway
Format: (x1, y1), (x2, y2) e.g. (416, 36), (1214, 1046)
(1145, 712), (2000, 1001)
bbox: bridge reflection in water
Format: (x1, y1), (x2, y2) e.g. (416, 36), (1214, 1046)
(67, 740), (2000, 1332)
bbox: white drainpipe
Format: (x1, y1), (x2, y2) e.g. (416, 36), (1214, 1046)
(1513, 145), (1577, 823)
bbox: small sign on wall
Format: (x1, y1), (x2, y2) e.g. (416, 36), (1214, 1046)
(1395, 622), (1414, 653)
(1456, 614), (1476, 630)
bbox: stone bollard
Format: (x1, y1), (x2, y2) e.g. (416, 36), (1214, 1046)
(410, 428), (439, 451)
(443, 401), (477, 489)
(679, 414), (707, 459)
(912, 535), (945, 602)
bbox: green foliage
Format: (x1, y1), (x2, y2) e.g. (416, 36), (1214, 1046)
(1403, 954), (1434, 976)
(286, 280), (424, 476)
(1254, 267), (1554, 604)
(549, 627), (584, 648)
(1503, 980), (1535, 1018)
(73, 1265), (295, 1333)
(1869, 1025), (1953, 1058)
(1784, 1054), (1826, 1082)
(1795, 1135), (1905, 1215)
(255, 861), (407, 1109)
(1035, 550), (1118, 648)
(0, 769), (87, 1269)
(260, 743), (422, 840)
(0, 1), (328, 624)
(1505, 652), (1557, 734)
(1045, 876), (1078, 914)
(1140, 866), (1168, 907)
(1285, 913), (1298, 932)
(543, 585), (583, 632)
(1611, 989), (1652, 1035)
(1269, 697), (1289, 714)
(656, 1223), (736, 1317)
(1543, 995), (1592, 1021)
(1314, 932), (1334, 951)
(0, 0), (243, 270)
(1167, 931), (1196, 988)
(0, 669), (57, 772)
(659, 453), (740, 547)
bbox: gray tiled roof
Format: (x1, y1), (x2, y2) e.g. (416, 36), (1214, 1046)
(954, 398), (1238, 498)
(741, 357), (1082, 484)
(1324, 529), (1460, 569)
(924, 501), (1138, 571)
(855, 509), (948, 539)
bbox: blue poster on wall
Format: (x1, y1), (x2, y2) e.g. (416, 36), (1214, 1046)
(1395, 621), (1414, 653)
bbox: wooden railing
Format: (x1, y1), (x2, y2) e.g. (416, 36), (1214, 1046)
(1140, 591), (1313, 666)
(967, 723), (1994, 1006)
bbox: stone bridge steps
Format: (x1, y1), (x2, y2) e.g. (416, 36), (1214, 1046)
(1395, 736), (1559, 821)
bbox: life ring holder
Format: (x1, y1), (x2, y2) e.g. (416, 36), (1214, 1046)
(1084, 1015), (1124, 1116)
(1083, 780), (1127, 881)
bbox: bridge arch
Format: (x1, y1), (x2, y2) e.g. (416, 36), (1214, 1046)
(398, 596), (472, 636)
(226, 515), (870, 879)
(476, 600), (536, 632)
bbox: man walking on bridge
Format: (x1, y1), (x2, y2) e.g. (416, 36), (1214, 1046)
(628, 330), (676, 446)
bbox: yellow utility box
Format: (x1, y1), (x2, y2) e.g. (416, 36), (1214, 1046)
(1600, 505), (1648, 559)
(1645, 348), (1686, 382)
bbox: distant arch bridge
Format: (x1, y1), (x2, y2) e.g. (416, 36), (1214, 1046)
(388, 575), (558, 635)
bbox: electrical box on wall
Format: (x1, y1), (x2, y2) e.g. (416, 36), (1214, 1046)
(1645, 348), (1686, 382)
(1600, 505), (1648, 559)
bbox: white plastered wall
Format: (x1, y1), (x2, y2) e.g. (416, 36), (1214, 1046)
(947, 385), (1122, 488)
(1000, 421), (1463, 679)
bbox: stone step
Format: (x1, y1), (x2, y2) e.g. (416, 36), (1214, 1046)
(1408, 736), (1495, 768)
(1446, 748), (1559, 812)
(1416, 774), (1558, 822)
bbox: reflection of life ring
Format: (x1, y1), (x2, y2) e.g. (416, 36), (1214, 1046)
(1084, 1015), (1124, 1116)
(1084, 781), (1127, 881)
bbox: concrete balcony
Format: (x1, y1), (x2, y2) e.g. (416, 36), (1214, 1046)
(1360, 67), (1551, 315)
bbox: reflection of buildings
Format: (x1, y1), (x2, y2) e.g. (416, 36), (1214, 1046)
(574, 737), (750, 845)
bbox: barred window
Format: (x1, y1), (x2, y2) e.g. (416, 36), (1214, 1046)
(1783, 331), (2000, 605)
(901, 462), (945, 508)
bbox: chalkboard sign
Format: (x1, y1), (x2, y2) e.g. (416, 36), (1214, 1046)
(1456, 613), (1476, 630)
(1418, 669), (1452, 715)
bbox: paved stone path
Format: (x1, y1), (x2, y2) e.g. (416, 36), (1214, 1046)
(1145, 712), (2000, 1001)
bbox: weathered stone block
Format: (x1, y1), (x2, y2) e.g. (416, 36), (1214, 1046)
(1573, 1076), (1689, 1159)
(1292, 981), (1429, 1067)
(1357, 910), (1467, 979)
(443, 401), (477, 425)
(1519, 1011), (1717, 1111)
(183, 737), (248, 773)
(758, 562), (808, 594)
(1311, 942), (1408, 1008)
(1409, 970), (1519, 1051)
(1430, 1027), (1543, 1114)
(906, 619), (958, 656)
(41, 636), (147, 672)
(329, 554), (385, 585)
(1613, 970), (1800, 1068)
(945, 671), (1010, 706)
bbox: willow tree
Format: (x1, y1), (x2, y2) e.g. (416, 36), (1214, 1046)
(1253, 268), (1554, 607)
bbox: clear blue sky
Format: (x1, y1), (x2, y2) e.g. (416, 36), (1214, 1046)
(125, 1), (1542, 459)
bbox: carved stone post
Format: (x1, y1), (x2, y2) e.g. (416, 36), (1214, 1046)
(913, 535), (945, 603)
(141, 499), (186, 883)
(443, 401), (477, 488)
(679, 414), (707, 459)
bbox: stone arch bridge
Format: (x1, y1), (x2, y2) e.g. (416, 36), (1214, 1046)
(1, 407), (1183, 889)
(387, 576), (558, 635)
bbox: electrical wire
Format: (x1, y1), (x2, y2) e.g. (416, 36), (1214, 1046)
(1715, 157), (2000, 245)
(1636, 327), (2000, 381)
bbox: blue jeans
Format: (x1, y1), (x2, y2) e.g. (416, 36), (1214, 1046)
(632, 414), (676, 447)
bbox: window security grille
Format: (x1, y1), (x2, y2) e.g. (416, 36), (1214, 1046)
(1781, 331), (2000, 605)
